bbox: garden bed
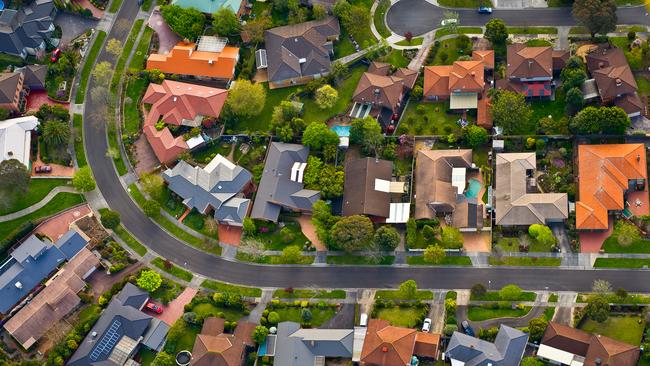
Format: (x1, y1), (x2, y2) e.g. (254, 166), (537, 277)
(326, 254), (395, 265)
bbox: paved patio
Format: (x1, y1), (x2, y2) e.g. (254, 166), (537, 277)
(133, 135), (159, 175)
(36, 204), (92, 241)
(32, 145), (75, 178)
(26, 90), (69, 113)
(148, 9), (181, 55)
(579, 217), (614, 253)
(153, 287), (198, 326)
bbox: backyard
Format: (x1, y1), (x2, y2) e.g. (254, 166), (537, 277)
(578, 315), (645, 345)
(397, 101), (463, 136)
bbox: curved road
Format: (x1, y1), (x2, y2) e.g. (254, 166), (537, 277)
(84, 2), (650, 291)
(386, 0), (650, 35)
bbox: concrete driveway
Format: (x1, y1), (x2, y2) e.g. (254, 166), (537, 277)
(321, 304), (355, 329)
(55, 13), (98, 47)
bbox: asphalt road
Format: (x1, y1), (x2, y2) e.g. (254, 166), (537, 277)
(386, 0), (650, 35)
(84, 2), (650, 292)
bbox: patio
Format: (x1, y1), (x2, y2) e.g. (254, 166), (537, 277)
(36, 204), (91, 241)
(25, 90), (69, 113)
(579, 217), (614, 253)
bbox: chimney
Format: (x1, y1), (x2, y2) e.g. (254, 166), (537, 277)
(528, 60), (533, 69)
(374, 88), (381, 96)
(382, 347), (388, 353)
(598, 61), (605, 69)
(615, 78), (622, 87)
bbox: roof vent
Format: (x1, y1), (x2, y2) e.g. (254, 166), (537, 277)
(598, 61), (605, 69)
(374, 88), (380, 96)
(528, 60), (533, 68)
(7, 151), (12, 156)
(637, 154), (641, 162)
(595, 358), (602, 366)
(92, 331), (98, 338)
(382, 347), (388, 353)
(14, 282), (22, 289)
(173, 97), (177, 102)
(218, 185), (223, 190)
(299, 58), (306, 63)
(208, 60), (214, 64)
(615, 78), (622, 87)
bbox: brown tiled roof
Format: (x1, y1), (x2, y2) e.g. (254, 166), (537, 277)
(614, 93), (644, 115)
(342, 157), (392, 218)
(0, 72), (22, 105)
(352, 72), (406, 113)
(472, 50), (494, 70)
(586, 45), (638, 101)
(552, 50), (570, 70)
(423, 65), (452, 97)
(449, 60), (484, 93)
(541, 322), (591, 356)
(190, 318), (255, 366)
(394, 68), (418, 91)
(477, 93), (492, 128)
(360, 319), (416, 366)
(368, 61), (391, 76)
(506, 44), (553, 80)
(414, 332), (440, 359)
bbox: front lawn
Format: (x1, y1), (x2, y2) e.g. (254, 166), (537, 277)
(526, 39), (553, 47)
(437, 0), (492, 7)
(108, 0), (124, 12)
(602, 235), (650, 254)
(250, 220), (310, 250)
(270, 305), (338, 326)
(0, 178), (71, 215)
(113, 225), (147, 256)
(489, 256), (561, 266)
(507, 27), (558, 34)
(578, 293), (650, 304)
(395, 37), (424, 46)
(201, 279), (262, 297)
(76, 31), (107, 103)
(470, 290), (536, 302)
(192, 302), (248, 322)
(375, 289), (434, 301)
(348, 0), (376, 48)
(579, 315), (645, 345)
(434, 27), (483, 38)
(273, 289), (347, 299)
(152, 257), (193, 282)
(236, 252), (315, 265)
(150, 276), (184, 304)
(594, 258), (650, 268)
(397, 101), (463, 136)
(373, 0), (391, 38)
(431, 38), (468, 65)
(407, 256), (473, 266)
(326, 254), (395, 265)
(374, 305), (429, 328)
(467, 305), (532, 321)
(378, 49), (411, 68)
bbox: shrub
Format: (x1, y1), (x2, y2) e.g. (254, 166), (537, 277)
(471, 283), (487, 298)
(267, 311), (280, 324)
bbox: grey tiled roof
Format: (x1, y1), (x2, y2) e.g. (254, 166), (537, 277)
(0, 0), (56, 57)
(447, 325), (528, 366)
(273, 322), (354, 366)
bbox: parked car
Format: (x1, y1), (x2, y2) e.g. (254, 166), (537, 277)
(440, 18), (458, 26)
(422, 318), (432, 332)
(35, 165), (52, 173)
(461, 320), (475, 336)
(50, 48), (61, 62)
(478, 6), (492, 14)
(145, 302), (163, 314)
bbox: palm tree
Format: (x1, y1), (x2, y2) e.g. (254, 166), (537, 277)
(42, 120), (70, 146)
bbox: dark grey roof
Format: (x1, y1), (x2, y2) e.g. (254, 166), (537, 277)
(447, 325), (528, 366)
(0, 0), (56, 57)
(68, 283), (156, 366)
(162, 155), (252, 226)
(0, 229), (88, 314)
(17, 64), (46, 89)
(141, 318), (170, 351)
(0, 72), (22, 104)
(250, 142), (320, 222)
(264, 17), (340, 83)
(273, 322), (354, 366)
(115, 283), (149, 310)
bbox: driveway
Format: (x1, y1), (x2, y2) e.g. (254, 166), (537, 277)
(148, 9), (181, 54)
(55, 13), (98, 47)
(153, 287), (198, 326)
(321, 304), (355, 329)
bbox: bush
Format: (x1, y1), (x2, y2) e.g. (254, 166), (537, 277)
(471, 283), (487, 298)
(100, 209), (121, 229)
(444, 324), (458, 336)
(499, 284), (523, 301)
(267, 311), (280, 324)
(136, 270), (162, 292)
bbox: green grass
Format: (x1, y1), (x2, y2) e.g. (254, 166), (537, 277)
(579, 315), (645, 345)
(579, 293), (650, 304)
(507, 27), (558, 34)
(141, 0), (155, 11)
(548, 293), (558, 302)
(252, 221), (309, 250)
(407, 256), (473, 266)
(437, 0), (492, 7)
(569, 26), (589, 34)
(446, 291), (458, 301)
(530, 90), (567, 123)
(273, 289), (347, 299)
(130, 26), (154, 70)
(374, 0), (391, 38)
(152, 257), (193, 282)
(76, 31), (107, 104)
(594, 258), (650, 268)
(150, 276), (184, 304)
(398, 101), (462, 136)
(494, 236), (555, 253)
(0, 192), (85, 240)
(111, 19), (143, 93)
(201, 280), (262, 297)
(0, 178), (71, 215)
(326, 255), (395, 265)
(73, 114), (87, 167)
(470, 291), (536, 302)
(0, 53), (25, 71)
(375, 307), (426, 328)
(334, 27), (357, 58)
(113, 225), (147, 256)
(431, 38), (467, 65)
(636, 75), (650, 96)
(272, 306), (337, 326)
(164, 319), (201, 354)
(347, 0), (376, 48)
(108, 0), (124, 12)
(78, 304), (102, 324)
(128, 184), (222, 255)
(602, 236), (650, 254)
(138, 348), (156, 366)
(376, 289), (433, 301)
(378, 49), (411, 67)
(123, 27), (153, 135)
(193, 302), (248, 322)
(435, 27), (483, 38)
(395, 37), (424, 46)
(544, 307), (555, 321)
(616, 25), (648, 32)
(467, 306), (532, 321)
(489, 256), (561, 266)
(526, 39), (553, 47)
(236, 252), (314, 265)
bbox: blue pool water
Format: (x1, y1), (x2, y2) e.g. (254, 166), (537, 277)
(0, 1), (4, 11)
(466, 178), (482, 199)
(331, 125), (351, 137)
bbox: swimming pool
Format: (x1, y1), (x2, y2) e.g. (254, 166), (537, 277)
(466, 178), (482, 199)
(331, 125), (351, 137)
(0, 1), (4, 11)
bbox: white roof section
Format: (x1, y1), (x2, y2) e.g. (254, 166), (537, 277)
(205, 153), (236, 173)
(256, 49), (268, 69)
(375, 179), (405, 194)
(185, 135), (205, 150)
(386, 202), (410, 223)
(197, 36), (227, 52)
(352, 327), (366, 362)
(451, 167), (466, 195)
(537, 344), (584, 366)
(0, 115), (39, 167)
(450, 93), (478, 109)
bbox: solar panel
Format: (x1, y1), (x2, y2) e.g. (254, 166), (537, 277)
(89, 320), (122, 361)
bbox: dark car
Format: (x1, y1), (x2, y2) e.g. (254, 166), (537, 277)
(35, 165), (52, 173)
(478, 6), (492, 13)
(145, 302), (163, 314)
(50, 48), (61, 62)
(461, 320), (475, 336)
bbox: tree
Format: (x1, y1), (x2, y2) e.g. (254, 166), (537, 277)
(411, 85), (423, 100)
(152, 351), (175, 366)
(592, 279), (612, 295)
(315, 84), (338, 109)
(242, 17), (272, 44)
(160, 4), (206, 40)
(100, 209), (121, 229)
(349, 116), (383, 156)
(140, 173), (165, 201)
(399, 279), (418, 299)
(212, 7), (240, 36)
(464, 125), (489, 148)
(43, 120), (70, 146)
(302, 122), (339, 150)
(484, 18), (508, 45)
(330, 215), (374, 251)
(499, 284), (522, 301)
(614, 221), (640, 246)
(404, 31), (413, 43)
(239, 238), (266, 261)
(528, 224), (556, 248)
(538, 116), (569, 135)
(301, 308), (313, 323)
(137, 270), (162, 292)
(528, 317), (548, 342)
(342, 6), (370, 36)
(252, 325), (269, 344)
(105, 39), (123, 57)
(490, 90), (533, 135)
(243, 217), (256, 236)
(565, 87), (584, 115)
(267, 311), (280, 324)
(91, 61), (113, 87)
(0, 108), (9, 120)
(521, 357), (545, 366)
(225, 80), (265, 118)
(616, 287), (628, 299)
(332, 0), (352, 19)
(73, 166), (96, 192)
(312, 4), (327, 19)
(471, 283), (487, 298)
(570, 106), (630, 134)
(0, 159), (30, 196)
(303, 155), (345, 198)
(374, 226), (400, 251)
(572, 0), (617, 37)
(584, 295), (610, 322)
(280, 246), (303, 264)
(560, 67), (588, 92)
(440, 226), (463, 249)
(423, 244), (445, 264)
(142, 200), (161, 217)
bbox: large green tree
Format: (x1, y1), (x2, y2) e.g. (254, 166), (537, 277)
(399, 279), (418, 299)
(572, 0), (617, 37)
(499, 284), (523, 301)
(212, 7), (240, 36)
(374, 226), (401, 251)
(528, 317), (548, 342)
(584, 295), (610, 322)
(484, 18), (508, 45)
(423, 244), (445, 264)
(315, 84), (338, 109)
(528, 224), (557, 248)
(349, 116), (383, 156)
(100, 209), (121, 229)
(225, 80), (266, 118)
(302, 122), (339, 150)
(280, 246), (304, 264)
(489, 90), (533, 135)
(152, 351), (175, 366)
(329, 215), (374, 251)
(137, 270), (163, 292)
(73, 166), (96, 192)
(0, 159), (30, 195)
(570, 106), (630, 134)
(161, 5), (206, 40)
(440, 226), (463, 249)
(43, 120), (71, 146)
(464, 125), (489, 148)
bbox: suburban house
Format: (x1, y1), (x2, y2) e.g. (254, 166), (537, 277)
(260, 321), (354, 365)
(495, 153), (568, 226)
(0, 71), (26, 113)
(146, 37), (239, 81)
(171, 0), (246, 15)
(537, 322), (640, 366)
(0, 0), (57, 58)
(189, 317), (256, 366)
(446, 325), (528, 366)
(576, 144), (648, 231)
(68, 283), (170, 366)
(3, 245), (99, 349)
(423, 50), (494, 128)
(351, 61), (418, 130)
(342, 157), (409, 223)
(0, 229), (91, 315)
(15, 64), (47, 90)
(250, 142), (320, 222)
(162, 154), (253, 226)
(142, 79), (228, 164)
(414, 149), (484, 231)
(0, 115), (39, 167)
(359, 319), (440, 365)
(497, 44), (569, 98)
(260, 17), (340, 89)
(583, 44), (644, 118)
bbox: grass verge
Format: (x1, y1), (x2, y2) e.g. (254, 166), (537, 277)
(75, 31), (107, 103)
(113, 225), (147, 256)
(108, 0), (124, 12)
(0, 178), (70, 215)
(507, 27), (558, 34)
(434, 27), (483, 38)
(470, 291), (536, 302)
(73, 114), (87, 167)
(326, 255), (395, 265)
(201, 279), (262, 297)
(373, 0), (391, 38)
(407, 256), (472, 266)
(152, 257), (193, 282)
(488, 256), (561, 266)
(395, 37), (424, 46)
(235, 252), (314, 265)
(375, 289), (434, 301)
(273, 289), (347, 299)
(594, 258), (650, 268)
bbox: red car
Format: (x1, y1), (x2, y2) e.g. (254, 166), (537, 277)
(145, 302), (163, 314)
(35, 165), (52, 173)
(50, 48), (61, 62)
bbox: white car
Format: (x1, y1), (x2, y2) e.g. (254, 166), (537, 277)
(441, 18), (458, 27)
(422, 318), (432, 332)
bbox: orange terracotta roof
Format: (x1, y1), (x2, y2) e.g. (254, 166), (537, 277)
(146, 42), (239, 80)
(424, 50), (491, 99)
(423, 65), (452, 97)
(477, 94), (492, 128)
(361, 319), (416, 365)
(577, 144), (647, 230)
(449, 60), (484, 93)
(472, 50), (494, 70)
(414, 332), (440, 358)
